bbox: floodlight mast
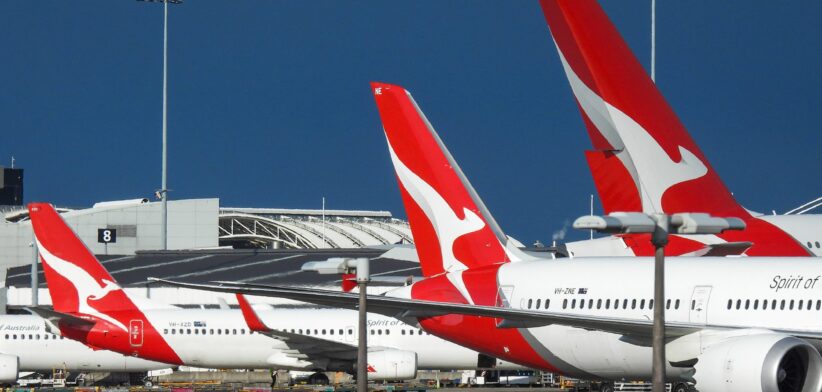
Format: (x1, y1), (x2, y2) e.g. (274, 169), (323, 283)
(573, 212), (745, 392)
(137, 0), (182, 250)
(302, 258), (369, 392)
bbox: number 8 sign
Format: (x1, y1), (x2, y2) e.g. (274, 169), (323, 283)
(98, 228), (117, 244)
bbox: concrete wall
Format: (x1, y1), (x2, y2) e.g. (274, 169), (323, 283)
(0, 198), (219, 273)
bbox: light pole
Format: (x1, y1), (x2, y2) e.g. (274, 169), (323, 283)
(30, 241), (38, 306)
(138, 0), (182, 250)
(302, 258), (370, 392)
(573, 212), (745, 392)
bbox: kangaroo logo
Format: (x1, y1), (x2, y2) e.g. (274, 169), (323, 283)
(556, 47), (708, 213)
(387, 139), (488, 273)
(35, 240), (127, 332)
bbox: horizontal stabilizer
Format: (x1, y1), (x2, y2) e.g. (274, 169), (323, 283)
(26, 307), (95, 335)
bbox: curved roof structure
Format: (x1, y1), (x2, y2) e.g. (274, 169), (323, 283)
(218, 207), (413, 249)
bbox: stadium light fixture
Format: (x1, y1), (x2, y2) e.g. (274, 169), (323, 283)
(573, 212), (745, 392)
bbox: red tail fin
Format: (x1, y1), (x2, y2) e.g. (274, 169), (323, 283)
(28, 203), (124, 314)
(539, 0), (746, 217)
(371, 83), (530, 277)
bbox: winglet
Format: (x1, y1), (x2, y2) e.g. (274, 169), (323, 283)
(236, 293), (270, 333)
(341, 273), (357, 293)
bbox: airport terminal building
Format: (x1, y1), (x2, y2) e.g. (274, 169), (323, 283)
(0, 198), (416, 311)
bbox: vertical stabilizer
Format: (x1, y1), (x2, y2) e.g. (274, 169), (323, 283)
(539, 0), (745, 217)
(371, 83), (531, 277)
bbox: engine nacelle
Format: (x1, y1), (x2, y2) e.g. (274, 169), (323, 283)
(693, 333), (822, 392)
(366, 349), (417, 380)
(0, 354), (19, 384)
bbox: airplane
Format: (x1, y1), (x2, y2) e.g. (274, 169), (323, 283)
(0, 314), (168, 384)
(540, 0), (822, 257)
(26, 202), (523, 382)
(163, 79), (822, 392)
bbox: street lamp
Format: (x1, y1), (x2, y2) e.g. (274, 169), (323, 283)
(302, 258), (370, 392)
(573, 212), (745, 392)
(137, 0), (182, 250)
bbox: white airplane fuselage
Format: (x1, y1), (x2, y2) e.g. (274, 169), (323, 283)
(392, 257), (822, 380)
(0, 315), (167, 375)
(118, 306), (521, 371)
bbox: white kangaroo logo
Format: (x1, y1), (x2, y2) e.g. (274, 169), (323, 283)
(556, 47), (708, 213)
(387, 140), (487, 274)
(35, 239), (128, 332)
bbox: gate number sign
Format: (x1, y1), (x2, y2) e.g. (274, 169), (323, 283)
(98, 228), (117, 244)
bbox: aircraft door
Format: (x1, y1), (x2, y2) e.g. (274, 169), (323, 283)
(129, 320), (144, 347)
(497, 285), (515, 307)
(689, 286), (712, 324)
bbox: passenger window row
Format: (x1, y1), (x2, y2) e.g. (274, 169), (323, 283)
(806, 241), (820, 250)
(524, 297), (683, 311)
(727, 298), (822, 311)
(163, 328), (247, 335)
(4, 333), (64, 340)
(160, 326), (431, 337)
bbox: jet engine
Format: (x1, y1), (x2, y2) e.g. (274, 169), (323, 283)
(0, 354), (18, 384)
(693, 333), (822, 392)
(366, 349), (417, 380)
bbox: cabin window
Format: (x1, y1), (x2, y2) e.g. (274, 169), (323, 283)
(753, 300), (759, 310)
(649, 299), (654, 310)
(605, 299), (611, 309)
(596, 299), (602, 309)
(675, 299), (680, 309)
(623, 299), (629, 309)
(370, 330), (375, 335)
(666, 299), (671, 310)
(535, 299), (541, 309)
(631, 299), (637, 309)
(163, 329), (168, 334)
(799, 300), (804, 310)
(790, 300), (795, 310)
(562, 299), (568, 309)
(817, 300), (821, 311)
(588, 299), (594, 309)
(807, 300), (813, 310)
(545, 299), (550, 309)
(640, 299), (646, 309)
(745, 300), (750, 310)
(780, 300), (786, 310)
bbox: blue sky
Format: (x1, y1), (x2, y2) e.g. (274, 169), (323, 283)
(2, 1), (820, 244)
